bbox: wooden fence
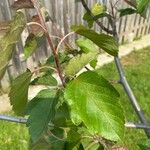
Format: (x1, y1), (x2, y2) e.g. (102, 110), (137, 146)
(0, 0), (150, 91)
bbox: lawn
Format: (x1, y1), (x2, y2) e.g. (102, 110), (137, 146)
(0, 113), (29, 150)
(0, 47), (150, 149)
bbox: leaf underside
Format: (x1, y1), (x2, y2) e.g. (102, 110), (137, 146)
(72, 26), (118, 56)
(26, 89), (59, 143)
(76, 38), (99, 53)
(31, 71), (57, 86)
(64, 52), (98, 76)
(9, 70), (32, 116)
(0, 12), (25, 79)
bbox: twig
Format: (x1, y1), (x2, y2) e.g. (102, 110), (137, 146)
(27, 22), (62, 40)
(56, 32), (74, 53)
(80, 0), (113, 34)
(32, 65), (58, 74)
(82, 135), (93, 139)
(113, 0), (120, 8)
(92, 135), (110, 150)
(109, 1), (115, 19)
(47, 130), (65, 141)
(31, 0), (65, 87)
(27, 22), (47, 33)
(47, 13), (74, 50)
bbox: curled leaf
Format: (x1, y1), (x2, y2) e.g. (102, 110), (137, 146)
(72, 26), (118, 56)
(0, 12), (26, 79)
(24, 33), (45, 58)
(26, 89), (59, 143)
(64, 52), (98, 76)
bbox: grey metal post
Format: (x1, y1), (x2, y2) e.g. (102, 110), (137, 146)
(0, 115), (27, 124)
(112, 17), (150, 138)
(114, 56), (150, 137)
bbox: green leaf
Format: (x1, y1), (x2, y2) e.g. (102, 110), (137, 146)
(136, 0), (150, 14)
(67, 128), (81, 143)
(72, 26), (118, 56)
(24, 33), (45, 58)
(48, 127), (65, 150)
(83, 12), (108, 28)
(119, 8), (137, 17)
(83, 3), (107, 28)
(64, 128), (81, 150)
(46, 53), (70, 66)
(29, 137), (51, 150)
(26, 89), (59, 143)
(64, 52), (98, 76)
(90, 59), (97, 69)
(31, 71), (57, 86)
(0, 12), (25, 79)
(91, 3), (106, 16)
(9, 70), (32, 116)
(76, 38), (99, 53)
(64, 71), (125, 141)
(138, 139), (150, 150)
(81, 138), (99, 150)
(53, 102), (72, 127)
(78, 127), (99, 150)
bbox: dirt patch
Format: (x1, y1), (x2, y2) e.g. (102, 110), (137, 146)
(121, 54), (140, 66)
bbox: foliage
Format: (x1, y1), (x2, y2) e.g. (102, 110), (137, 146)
(0, 0), (150, 149)
(120, 0), (150, 17)
(83, 3), (107, 28)
(24, 33), (45, 58)
(64, 71), (124, 141)
(64, 52), (98, 76)
(31, 70), (57, 86)
(0, 12), (25, 79)
(26, 89), (59, 143)
(72, 26), (118, 56)
(1, 48), (150, 149)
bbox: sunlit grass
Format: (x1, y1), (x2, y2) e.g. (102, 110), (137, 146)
(0, 112), (29, 150)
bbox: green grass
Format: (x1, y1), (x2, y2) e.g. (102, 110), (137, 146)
(96, 47), (150, 149)
(0, 47), (150, 149)
(0, 112), (29, 150)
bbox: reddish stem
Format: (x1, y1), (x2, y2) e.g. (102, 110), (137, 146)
(31, 0), (65, 87)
